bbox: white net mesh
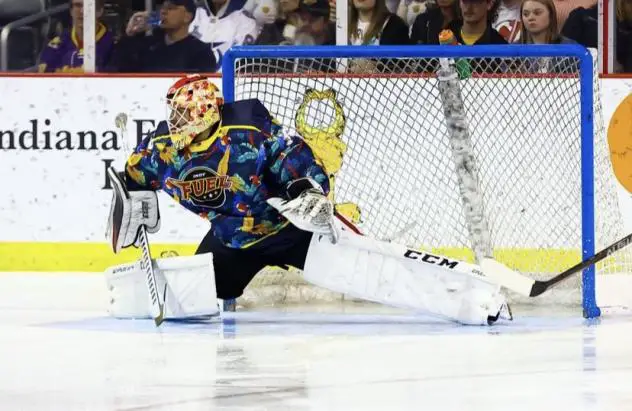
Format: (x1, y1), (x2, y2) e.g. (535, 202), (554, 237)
(228, 50), (630, 309)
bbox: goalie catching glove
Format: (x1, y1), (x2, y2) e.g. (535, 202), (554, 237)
(106, 166), (161, 253)
(267, 177), (339, 244)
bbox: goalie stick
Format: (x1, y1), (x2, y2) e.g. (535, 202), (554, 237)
(334, 211), (632, 299)
(485, 232), (632, 297)
(114, 113), (166, 327)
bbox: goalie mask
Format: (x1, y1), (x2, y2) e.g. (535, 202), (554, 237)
(166, 75), (224, 150)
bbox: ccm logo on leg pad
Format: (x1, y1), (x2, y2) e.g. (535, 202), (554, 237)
(403, 250), (459, 269)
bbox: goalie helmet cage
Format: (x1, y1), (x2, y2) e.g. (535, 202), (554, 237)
(221, 45), (629, 319)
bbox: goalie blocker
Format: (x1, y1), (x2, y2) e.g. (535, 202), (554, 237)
(105, 168), (160, 254)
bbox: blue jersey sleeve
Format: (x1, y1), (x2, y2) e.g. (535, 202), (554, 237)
(261, 125), (330, 197)
(124, 121), (169, 191)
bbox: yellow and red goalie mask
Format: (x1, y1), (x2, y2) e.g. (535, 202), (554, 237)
(166, 75), (224, 149)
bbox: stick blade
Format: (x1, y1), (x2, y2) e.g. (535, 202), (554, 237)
(481, 258), (535, 297)
(529, 281), (549, 297)
(152, 283), (167, 326)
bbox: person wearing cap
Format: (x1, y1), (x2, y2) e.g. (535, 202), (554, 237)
(111, 0), (216, 72)
(253, 0), (335, 72)
(188, 0), (259, 69)
(293, 0), (335, 45)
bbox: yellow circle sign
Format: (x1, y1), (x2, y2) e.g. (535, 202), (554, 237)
(608, 93), (632, 193)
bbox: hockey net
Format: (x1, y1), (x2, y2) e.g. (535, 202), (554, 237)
(225, 47), (631, 313)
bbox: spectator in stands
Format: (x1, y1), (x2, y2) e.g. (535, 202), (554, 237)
(112, 0), (216, 72)
(294, 0), (336, 45)
(38, 0), (114, 72)
(562, 0), (631, 72)
(410, 0), (461, 44)
(492, 0), (522, 42)
(520, 0), (574, 44)
(561, 4), (597, 48)
(290, 0), (337, 71)
(395, 0), (430, 27)
(243, 0), (278, 34)
(251, 0), (334, 72)
(188, 0), (259, 68)
(452, 0), (505, 45)
(552, 0), (595, 30)
(614, 0), (632, 72)
(258, 0), (334, 45)
(348, 0), (409, 73)
(519, 0), (577, 73)
(255, 0), (301, 44)
(429, 0), (505, 74)
(348, 0), (409, 45)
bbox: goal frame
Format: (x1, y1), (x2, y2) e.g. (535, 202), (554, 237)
(221, 44), (599, 318)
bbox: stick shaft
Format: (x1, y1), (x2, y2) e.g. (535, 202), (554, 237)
(531, 232), (632, 296)
(114, 114), (165, 326)
(138, 226), (165, 325)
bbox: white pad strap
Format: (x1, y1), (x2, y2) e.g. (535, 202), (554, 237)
(106, 167), (161, 253)
(303, 229), (510, 325)
(105, 253), (219, 320)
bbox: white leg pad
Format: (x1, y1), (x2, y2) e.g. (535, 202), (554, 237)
(303, 233), (508, 325)
(105, 253), (219, 320)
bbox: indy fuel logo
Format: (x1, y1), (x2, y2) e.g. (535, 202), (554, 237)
(166, 166), (232, 209)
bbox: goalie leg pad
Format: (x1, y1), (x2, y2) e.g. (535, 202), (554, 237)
(105, 253), (219, 320)
(303, 231), (510, 325)
(106, 167), (161, 253)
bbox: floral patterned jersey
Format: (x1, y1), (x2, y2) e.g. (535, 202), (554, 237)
(125, 99), (329, 249)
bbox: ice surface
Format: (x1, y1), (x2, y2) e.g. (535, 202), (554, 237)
(1, 272), (632, 411)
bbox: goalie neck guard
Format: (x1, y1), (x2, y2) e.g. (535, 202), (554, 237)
(166, 74), (224, 150)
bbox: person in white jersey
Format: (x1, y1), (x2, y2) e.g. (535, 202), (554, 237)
(188, 0), (259, 69)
